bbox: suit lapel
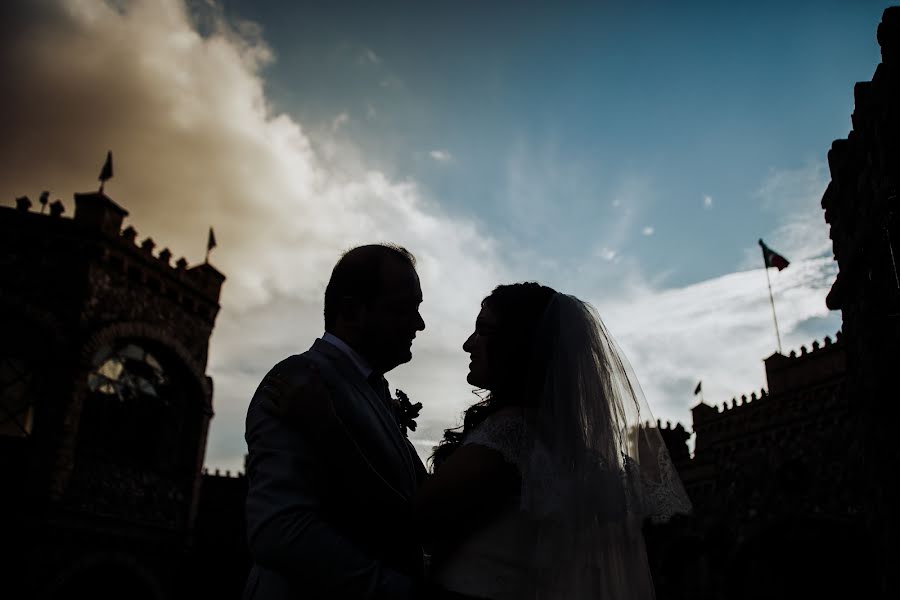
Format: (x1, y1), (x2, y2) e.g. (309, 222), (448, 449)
(311, 339), (418, 497)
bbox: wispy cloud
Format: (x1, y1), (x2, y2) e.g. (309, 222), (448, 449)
(703, 194), (714, 209)
(595, 247), (618, 262)
(358, 46), (382, 65)
(642, 226), (655, 236)
(749, 162), (831, 263)
(429, 149), (453, 162)
(331, 112), (349, 132)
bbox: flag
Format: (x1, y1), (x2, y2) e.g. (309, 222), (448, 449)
(207, 227), (217, 252)
(759, 239), (790, 271)
(693, 381), (702, 395)
(98, 151), (113, 183)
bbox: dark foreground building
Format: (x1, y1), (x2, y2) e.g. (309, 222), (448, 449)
(0, 189), (248, 599)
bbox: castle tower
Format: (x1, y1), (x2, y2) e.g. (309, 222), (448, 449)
(0, 188), (225, 599)
(821, 7), (900, 595)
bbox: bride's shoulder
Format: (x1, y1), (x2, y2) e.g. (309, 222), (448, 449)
(464, 406), (528, 460)
(492, 405), (526, 419)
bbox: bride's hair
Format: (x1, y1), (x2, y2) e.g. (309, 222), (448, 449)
(430, 282), (557, 471)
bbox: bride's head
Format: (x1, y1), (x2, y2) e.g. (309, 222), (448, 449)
(464, 282), (557, 397)
(431, 282), (556, 470)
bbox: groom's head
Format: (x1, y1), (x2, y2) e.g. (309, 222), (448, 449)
(325, 244), (425, 374)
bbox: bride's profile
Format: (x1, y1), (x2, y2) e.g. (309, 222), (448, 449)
(416, 282), (692, 600)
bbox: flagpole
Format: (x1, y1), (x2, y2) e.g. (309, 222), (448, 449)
(763, 260), (783, 354)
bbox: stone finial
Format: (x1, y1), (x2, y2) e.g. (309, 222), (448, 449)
(15, 196), (31, 211)
(141, 237), (156, 253)
(812, 340), (820, 351)
(790, 350), (797, 358)
(751, 392), (758, 402)
(741, 394), (747, 404)
(49, 200), (65, 217)
(122, 226), (138, 243)
(176, 257), (188, 270)
(800, 345), (808, 355)
(824, 335), (832, 346)
(158, 248), (172, 266)
(835, 330), (842, 341)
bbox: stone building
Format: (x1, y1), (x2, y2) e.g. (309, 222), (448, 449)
(820, 6), (900, 597)
(648, 334), (870, 600)
(0, 188), (244, 599)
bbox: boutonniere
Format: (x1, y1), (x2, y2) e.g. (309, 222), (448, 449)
(393, 389), (422, 436)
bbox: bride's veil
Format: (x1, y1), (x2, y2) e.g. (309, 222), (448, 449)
(515, 293), (692, 599)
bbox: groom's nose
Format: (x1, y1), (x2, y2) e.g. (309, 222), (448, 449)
(415, 310), (425, 331)
(463, 332), (475, 351)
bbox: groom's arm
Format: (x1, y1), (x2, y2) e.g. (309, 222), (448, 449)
(245, 357), (415, 600)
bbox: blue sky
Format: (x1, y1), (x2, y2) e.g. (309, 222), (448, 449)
(0, 0), (891, 471)
(218, 0), (884, 285)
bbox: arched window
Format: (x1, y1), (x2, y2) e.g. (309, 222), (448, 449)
(79, 339), (200, 477)
(88, 343), (169, 405)
(71, 339), (203, 526)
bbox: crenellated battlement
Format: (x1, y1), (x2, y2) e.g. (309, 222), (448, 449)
(5, 190), (225, 320)
(202, 468), (245, 479)
(685, 330), (849, 470)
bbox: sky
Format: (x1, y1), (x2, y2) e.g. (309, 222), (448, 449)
(0, 0), (889, 473)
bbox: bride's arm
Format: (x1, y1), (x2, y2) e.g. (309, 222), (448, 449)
(413, 433), (520, 547)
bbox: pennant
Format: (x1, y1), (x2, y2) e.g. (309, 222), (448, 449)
(694, 381), (702, 395)
(207, 227), (217, 252)
(759, 239), (790, 271)
(98, 151), (114, 183)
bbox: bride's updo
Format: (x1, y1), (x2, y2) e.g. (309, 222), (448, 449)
(430, 282), (557, 471)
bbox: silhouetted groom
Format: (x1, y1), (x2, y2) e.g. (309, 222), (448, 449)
(243, 244), (428, 600)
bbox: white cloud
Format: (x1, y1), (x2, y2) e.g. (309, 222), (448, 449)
(642, 226), (654, 236)
(429, 149), (452, 162)
(703, 194), (714, 208)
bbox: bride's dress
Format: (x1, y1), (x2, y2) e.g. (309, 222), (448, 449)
(432, 295), (692, 600)
(431, 411), (531, 600)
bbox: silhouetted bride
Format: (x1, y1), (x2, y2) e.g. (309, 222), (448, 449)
(416, 283), (691, 600)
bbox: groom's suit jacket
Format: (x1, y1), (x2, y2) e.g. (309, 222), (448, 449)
(243, 338), (427, 600)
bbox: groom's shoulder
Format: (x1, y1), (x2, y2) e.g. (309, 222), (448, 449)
(262, 342), (340, 385)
